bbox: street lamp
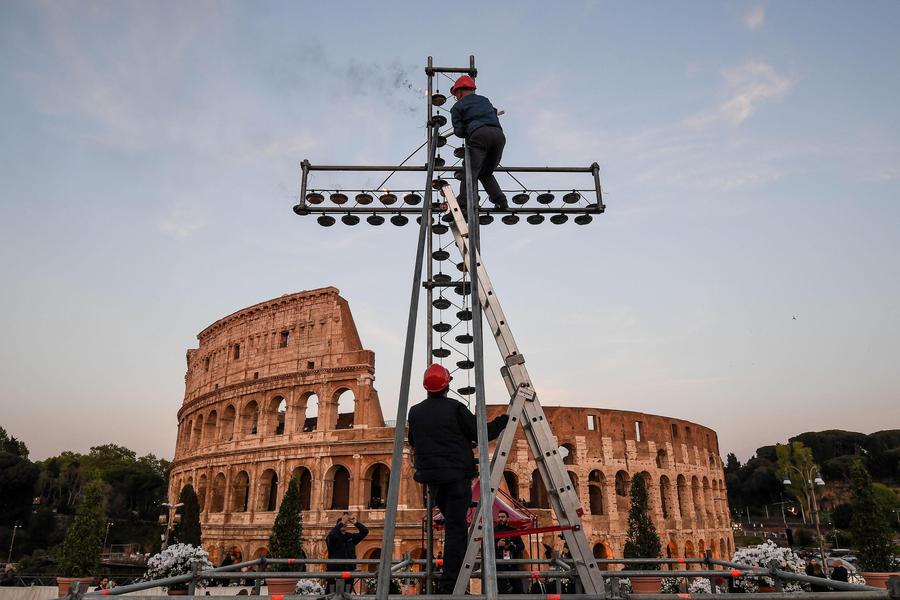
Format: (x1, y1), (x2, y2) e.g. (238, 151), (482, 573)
(783, 466), (829, 578)
(6, 522), (21, 564)
(160, 502), (184, 550)
(102, 522), (114, 555)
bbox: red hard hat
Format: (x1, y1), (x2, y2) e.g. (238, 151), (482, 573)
(450, 75), (477, 95)
(423, 363), (452, 392)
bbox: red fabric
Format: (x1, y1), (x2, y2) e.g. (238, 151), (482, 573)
(431, 480), (535, 529)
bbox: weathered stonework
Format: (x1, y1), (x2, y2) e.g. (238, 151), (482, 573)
(168, 288), (733, 567)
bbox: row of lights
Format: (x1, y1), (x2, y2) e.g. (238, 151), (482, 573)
(305, 190), (593, 207)
(313, 213), (594, 226)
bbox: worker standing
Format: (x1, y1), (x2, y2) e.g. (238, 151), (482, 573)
(407, 364), (509, 594)
(449, 75), (509, 212)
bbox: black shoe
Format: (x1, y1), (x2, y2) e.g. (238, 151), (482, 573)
(491, 196), (509, 210)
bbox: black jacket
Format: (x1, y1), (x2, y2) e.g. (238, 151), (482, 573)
(326, 520), (369, 566)
(407, 393), (508, 483)
(450, 93), (502, 138)
(495, 522), (525, 565)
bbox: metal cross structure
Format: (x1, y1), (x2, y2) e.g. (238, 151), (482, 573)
(293, 56), (607, 600)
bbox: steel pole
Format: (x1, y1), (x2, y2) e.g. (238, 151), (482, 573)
(464, 144), (498, 600)
(426, 56), (434, 365)
(809, 473), (830, 578)
(375, 123), (439, 600)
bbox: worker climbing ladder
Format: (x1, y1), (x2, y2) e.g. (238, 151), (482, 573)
(293, 55), (607, 599)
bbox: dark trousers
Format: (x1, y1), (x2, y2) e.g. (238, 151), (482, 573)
(433, 479), (472, 592)
(458, 126), (506, 206)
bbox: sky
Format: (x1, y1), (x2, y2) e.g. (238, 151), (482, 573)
(1, 1), (898, 463)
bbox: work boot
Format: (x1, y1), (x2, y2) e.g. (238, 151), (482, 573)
(491, 195), (509, 210)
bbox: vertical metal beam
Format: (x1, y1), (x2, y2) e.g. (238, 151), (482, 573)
(375, 123), (439, 600)
(425, 485), (434, 595)
(463, 144), (498, 600)
(590, 162), (604, 209)
(426, 56), (434, 364)
(299, 159), (310, 208)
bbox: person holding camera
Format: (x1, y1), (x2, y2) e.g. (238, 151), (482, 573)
(326, 512), (369, 592)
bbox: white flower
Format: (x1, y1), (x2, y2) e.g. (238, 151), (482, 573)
(295, 579), (325, 595)
(731, 541), (803, 593)
(145, 543), (214, 587)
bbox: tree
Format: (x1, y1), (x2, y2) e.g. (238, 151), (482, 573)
(0, 426), (39, 526)
(0, 426), (29, 457)
(776, 441), (820, 519)
(622, 474), (661, 570)
(268, 477), (304, 572)
(849, 459), (894, 572)
(724, 453), (741, 475)
(173, 485), (202, 546)
(58, 477), (106, 577)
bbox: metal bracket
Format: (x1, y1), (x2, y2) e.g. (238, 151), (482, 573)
(504, 353), (525, 367)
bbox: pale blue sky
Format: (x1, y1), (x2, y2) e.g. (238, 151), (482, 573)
(1, 1), (898, 461)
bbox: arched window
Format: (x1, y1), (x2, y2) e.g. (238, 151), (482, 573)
(291, 467), (313, 511)
(677, 474), (690, 525)
(329, 465), (351, 510)
(197, 474), (208, 513)
(588, 470), (605, 515)
(268, 396), (287, 436)
(366, 463), (389, 508)
(241, 401), (259, 436)
(259, 469), (278, 512)
(656, 449), (668, 469)
(502, 471), (519, 500)
(614, 471), (630, 513)
(691, 476), (703, 524)
(302, 394), (319, 432)
(684, 540), (695, 559)
(211, 473), (226, 513)
(192, 416), (204, 449)
(659, 475), (672, 519)
(334, 389), (355, 430)
(719, 538), (726, 559)
(221, 405), (236, 441)
(529, 468), (549, 509)
(592, 542), (611, 571)
(567, 471), (579, 496)
(560, 443), (576, 465)
(232, 471), (250, 512)
(204, 411), (218, 445)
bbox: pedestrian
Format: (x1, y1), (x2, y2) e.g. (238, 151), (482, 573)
(449, 75), (509, 212)
(407, 363), (509, 594)
(495, 510), (525, 594)
(806, 559), (827, 592)
(325, 512), (369, 593)
(830, 560), (849, 585)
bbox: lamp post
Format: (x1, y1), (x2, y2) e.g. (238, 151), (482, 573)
(783, 466), (828, 578)
(102, 522), (114, 555)
(6, 521), (21, 564)
(160, 502), (184, 550)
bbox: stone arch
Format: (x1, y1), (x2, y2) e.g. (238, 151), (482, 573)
(221, 405), (236, 441)
(192, 416), (203, 448)
(656, 448), (668, 469)
(718, 538), (726, 559)
(560, 443), (577, 465)
(197, 474), (208, 512)
(702, 477), (714, 526)
(659, 475), (673, 519)
(327, 464), (351, 510)
(726, 537), (733, 557)
(252, 547), (268, 559)
(334, 388), (355, 430)
(365, 463), (389, 508)
(614, 470), (630, 513)
(666, 539), (678, 559)
(258, 468), (278, 512)
(204, 410), (218, 444)
(184, 419), (193, 450)
(501, 471), (519, 499)
(691, 476), (703, 525)
(592, 541), (612, 571)
(241, 400), (259, 436)
(588, 470), (605, 515)
(231, 470), (250, 512)
(529, 469), (550, 509)
(684, 539), (696, 560)
(302, 392), (319, 432)
(362, 547), (381, 573)
(567, 471), (579, 497)
(697, 539), (706, 561)
(291, 466), (313, 511)
(211, 472), (226, 513)
(677, 474), (691, 526)
(266, 395), (288, 436)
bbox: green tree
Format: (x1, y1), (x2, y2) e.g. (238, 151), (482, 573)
(0, 426), (39, 527)
(0, 426), (29, 457)
(173, 484), (202, 546)
(58, 477), (106, 577)
(724, 453), (741, 475)
(268, 477), (304, 572)
(776, 441), (820, 519)
(622, 474), (661, 570)
(849, 459), (894, 572)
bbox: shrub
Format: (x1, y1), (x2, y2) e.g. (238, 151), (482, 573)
(173, 485), (202, 547)
(58, 478), (105, 577)
(268, 477), (304, 572)
(621, 475), (661, 570)
(849, 459), (895, 572)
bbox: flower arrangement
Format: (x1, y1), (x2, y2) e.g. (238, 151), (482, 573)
(731, 540), (804, 593)
(294, 579), (325, 595)
(661, 577), (725, 594)
(145, 544), (214, 590)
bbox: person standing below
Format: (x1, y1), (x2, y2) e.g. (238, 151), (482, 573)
(449, 75), (509, 212)
(326, 513), (369, 592)
(494, 510), (525, 594)
(407, 364), (509, 594)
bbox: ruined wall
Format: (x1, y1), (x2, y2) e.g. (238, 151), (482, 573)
(169, 289), (732, 565)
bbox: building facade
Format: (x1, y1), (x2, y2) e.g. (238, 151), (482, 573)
(168, 288), (733, 567)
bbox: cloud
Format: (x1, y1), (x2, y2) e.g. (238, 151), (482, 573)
(158, 208), (203, 239)
(743, 6), (765, 31)
(719, 61), (792, 124)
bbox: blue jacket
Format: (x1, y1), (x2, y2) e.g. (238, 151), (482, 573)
(450, 93), (502, 138)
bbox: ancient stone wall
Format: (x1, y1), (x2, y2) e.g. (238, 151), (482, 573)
(169, 289), (733, 566)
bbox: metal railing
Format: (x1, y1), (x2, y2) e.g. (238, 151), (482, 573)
(45, 552), (895, 600)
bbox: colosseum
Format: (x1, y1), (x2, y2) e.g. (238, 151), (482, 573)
(168, 287), (734, 569)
